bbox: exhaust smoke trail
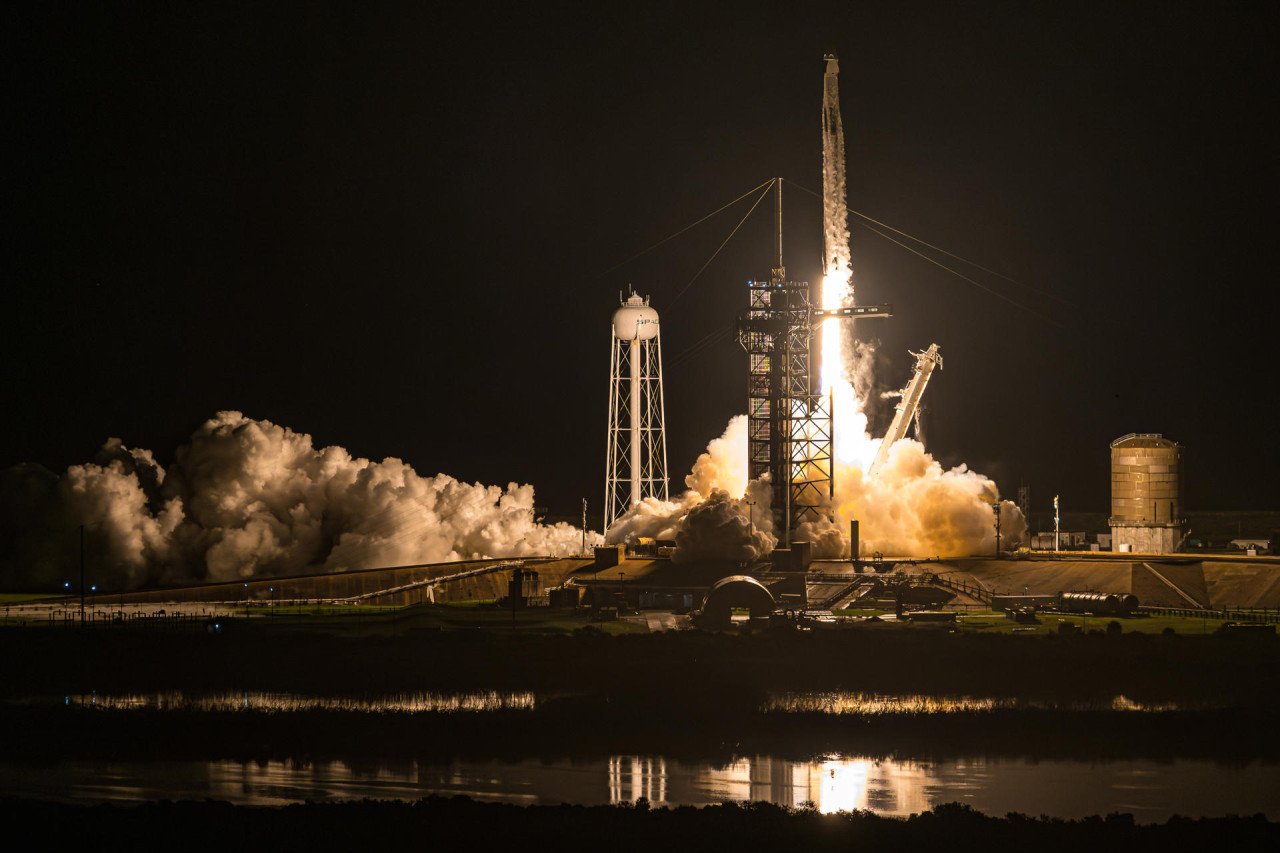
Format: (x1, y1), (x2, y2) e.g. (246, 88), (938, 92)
(818, 52), (1024, 554)
(821, 54), (872, 467)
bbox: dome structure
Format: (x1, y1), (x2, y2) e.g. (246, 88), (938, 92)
(612, 291), (659, 341)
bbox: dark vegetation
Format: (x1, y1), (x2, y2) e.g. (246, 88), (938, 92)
(1, 796), (1274, 853)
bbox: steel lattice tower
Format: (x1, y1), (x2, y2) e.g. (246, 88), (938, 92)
(737, 180), (833, 546)
(604, 291), (669, 531)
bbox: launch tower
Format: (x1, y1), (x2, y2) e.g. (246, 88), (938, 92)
(737, 182), (890, 545)
(737, 182), (827, 545)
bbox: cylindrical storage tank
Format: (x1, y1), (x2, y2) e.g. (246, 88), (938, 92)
(1061, 591), (1125, 616)
(612, 292), (659, 340)
(1110, 434), (1181, 526)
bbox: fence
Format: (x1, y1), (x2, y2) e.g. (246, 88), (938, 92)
(1137, 605), (1280, 624)
(0, 603), (411, 632)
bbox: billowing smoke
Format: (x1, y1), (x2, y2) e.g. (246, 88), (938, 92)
(831, 438), (1025, 558)
(0, 411), (598, 590)
(606, 417), (776, 564)
(606, 405), (1024, 563)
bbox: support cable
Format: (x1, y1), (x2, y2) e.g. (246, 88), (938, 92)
(783, 178), (1069, 308)
(667, 179), (775, 309)
(668, 325), (733, 368)
(601, 178), (777, 277)
(855, 218), (1064, 327)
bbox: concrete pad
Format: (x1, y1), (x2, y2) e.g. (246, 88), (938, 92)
(1203, 562), (1280, 608)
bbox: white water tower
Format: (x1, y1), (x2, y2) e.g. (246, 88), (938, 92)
(604, 290), (669, 530)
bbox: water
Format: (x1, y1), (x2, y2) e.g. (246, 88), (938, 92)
(30, 690), (1198, 714)
(46, 690), (537, 713)
(762, 691), (1193, 713)
(0, 755), (1274, 820)
(6, 689), (1267, 820)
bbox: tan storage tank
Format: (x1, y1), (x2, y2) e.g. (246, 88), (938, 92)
(1109, 433), (1182, 554)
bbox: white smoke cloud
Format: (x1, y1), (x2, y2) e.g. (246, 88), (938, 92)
(831, 438), (1025, 558)
(685, 414), (750, 499)
(607, 404), (1024, 563)
(2, 411), (599, 589)
(606, 416), (777, 562)
(61, 452), (183, 588)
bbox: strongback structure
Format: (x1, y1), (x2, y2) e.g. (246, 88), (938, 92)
(737, 181), (890, 545)
(868, 344), (944, 477)
(604, 291), (669, 530)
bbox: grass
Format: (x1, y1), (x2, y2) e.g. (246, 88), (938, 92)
(220, 601), (649, 636)
(956, 612), (1232, 636)
(0, 598), (653, 636)
(3, 593), (1254, 639)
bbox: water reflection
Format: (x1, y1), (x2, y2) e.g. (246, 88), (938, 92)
(763, 692), (1188, 714)
(609, 757), (666, 804)
(0, 755), (1272, 821)
(37, 690), (1189, 714)
(55, 690), (537, 713)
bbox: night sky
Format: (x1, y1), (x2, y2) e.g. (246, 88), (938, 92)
(4, 1), (1274, 523)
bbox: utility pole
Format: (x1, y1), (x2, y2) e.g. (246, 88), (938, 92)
(79, 524), (85, 623)
(1017, 484), (1030, 544)
(582, 499), (587, 555)
(1054, 495), (1061, 553)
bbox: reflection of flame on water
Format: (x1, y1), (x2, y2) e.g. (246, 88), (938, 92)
(763, 691), (1191, 714)
(815, 758), (869, 814)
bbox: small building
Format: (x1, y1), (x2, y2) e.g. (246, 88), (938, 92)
(594, 545), (624, 569)
(1031, 531), (1087, 550)
(507, 567), (542, 608)
(1229, 539), (1269, 555)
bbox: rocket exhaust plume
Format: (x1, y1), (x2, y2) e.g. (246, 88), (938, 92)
(821, 54), (866, 464)
(818, 53), (1023, 553)
(0, 412), (600, 590)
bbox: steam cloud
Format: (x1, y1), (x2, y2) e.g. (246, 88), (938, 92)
(605, 417), (777, 564)
(0, 411), (597, 590)
(606, 409), (1025, 562)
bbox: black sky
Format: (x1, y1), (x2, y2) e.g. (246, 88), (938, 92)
(3, 1), (1275, 522)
